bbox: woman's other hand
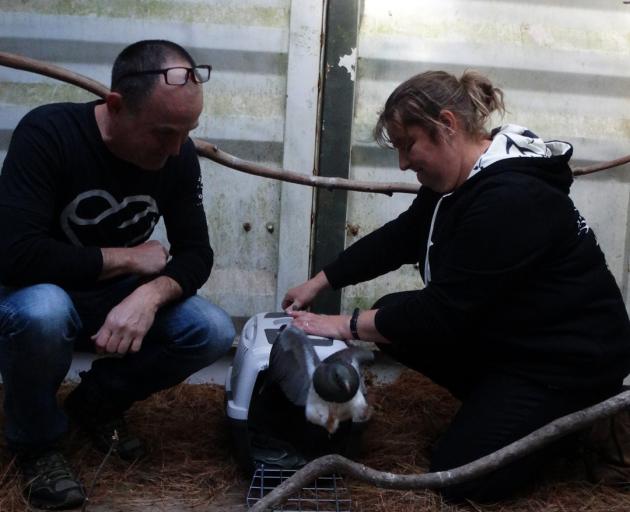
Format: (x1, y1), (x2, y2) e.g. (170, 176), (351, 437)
(282, 271), (331, 312)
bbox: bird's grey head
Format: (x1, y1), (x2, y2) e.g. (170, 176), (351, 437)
(312, 361), (359, 403)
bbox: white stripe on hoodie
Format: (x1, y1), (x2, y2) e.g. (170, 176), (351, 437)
(424, 125), (572, 284)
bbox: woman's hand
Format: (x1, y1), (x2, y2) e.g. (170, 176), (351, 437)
(288, 310), (351, 340)
(290, 308), (391, 344)
(282, 271), (331, 312)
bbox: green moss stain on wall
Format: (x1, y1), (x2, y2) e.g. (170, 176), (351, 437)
(203, 86), (285, 119)
(509, 109), (630, 141)
(0, 83), (96, 106)
(2, 0), (289, 28)
(361, 16), (629, 54)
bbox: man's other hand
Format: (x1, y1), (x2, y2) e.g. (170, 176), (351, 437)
(128, 240), (169, 275)
(91, 287), (157, 354)
(100, 240), (168, 280)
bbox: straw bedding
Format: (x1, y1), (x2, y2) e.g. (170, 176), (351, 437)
(1, 370), (629, 511)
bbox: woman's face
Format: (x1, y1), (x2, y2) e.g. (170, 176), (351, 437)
(390, 123), (463, 193)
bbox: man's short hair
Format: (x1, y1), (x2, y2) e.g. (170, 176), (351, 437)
(110, 40), (197, 111)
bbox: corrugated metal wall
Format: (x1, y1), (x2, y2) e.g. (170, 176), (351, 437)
(343, 0), (630, 311)
(1, 0), (629, 318)
(0, 0), (324, 317)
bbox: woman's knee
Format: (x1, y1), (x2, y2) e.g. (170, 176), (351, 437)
(431, 454), (541, 503)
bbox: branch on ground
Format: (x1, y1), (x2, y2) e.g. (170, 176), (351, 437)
(249, 390), (630, 512)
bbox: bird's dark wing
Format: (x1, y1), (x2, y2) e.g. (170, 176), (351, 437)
(267, 325), (320, 407)
(322, 346), (374, 372)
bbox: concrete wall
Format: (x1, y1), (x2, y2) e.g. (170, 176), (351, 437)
(1, 0), (629, 319)
(0, 0), (323, 318)
(342, 0), (630, 311)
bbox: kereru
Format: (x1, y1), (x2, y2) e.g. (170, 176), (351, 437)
(267, 324), (374, 434)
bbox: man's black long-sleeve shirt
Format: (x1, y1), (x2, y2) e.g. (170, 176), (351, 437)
(0, 101), (213, 297)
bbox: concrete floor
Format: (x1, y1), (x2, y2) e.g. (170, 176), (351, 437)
(64, 350), (235, 385)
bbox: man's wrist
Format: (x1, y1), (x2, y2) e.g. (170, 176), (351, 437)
(100, 247), (136, 279)
(135, 276), (182, 311)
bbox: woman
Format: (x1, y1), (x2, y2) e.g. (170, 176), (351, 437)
(282, 70), (630, 501)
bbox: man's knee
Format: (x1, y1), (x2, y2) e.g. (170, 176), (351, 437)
(0, 284), (78, 352)
(167, 296), (235, 361)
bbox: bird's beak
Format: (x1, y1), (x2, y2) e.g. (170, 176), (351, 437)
(326, 412), (337, 434)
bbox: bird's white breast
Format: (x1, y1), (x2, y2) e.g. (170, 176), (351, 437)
(305, 386), (371, 434)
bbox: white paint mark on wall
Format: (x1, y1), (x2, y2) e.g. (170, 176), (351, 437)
(338, 47), (357, 81)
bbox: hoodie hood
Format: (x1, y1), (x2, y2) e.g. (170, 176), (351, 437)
(468, 124), (574, 193)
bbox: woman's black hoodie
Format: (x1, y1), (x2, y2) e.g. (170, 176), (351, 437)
(324, 126), (630, 389)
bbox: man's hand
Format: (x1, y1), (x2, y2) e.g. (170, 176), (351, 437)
(92, 276), (182, 354)
(127, 240), (169, 275)
(92, 288), (157, 354)
(100, 240), (169, 281)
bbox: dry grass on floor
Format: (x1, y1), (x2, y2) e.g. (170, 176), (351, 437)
(350, 371), (630, 512)
(1, 370), (630, 511)
(0, 384), (246, 511)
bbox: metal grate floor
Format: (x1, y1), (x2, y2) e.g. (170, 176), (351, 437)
(246, 466), (351, 511)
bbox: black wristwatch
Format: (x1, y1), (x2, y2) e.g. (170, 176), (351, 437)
(349, 308), (360, 340)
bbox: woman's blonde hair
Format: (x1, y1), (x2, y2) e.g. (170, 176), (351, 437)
(374, 70), (505, 147)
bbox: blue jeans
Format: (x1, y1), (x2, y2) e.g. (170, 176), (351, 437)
(0, 277), (235, 453)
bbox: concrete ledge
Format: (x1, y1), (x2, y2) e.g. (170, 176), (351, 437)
(0, 312), (403, 387)
(64, 349), (235, 385)
(0, 316), (250, 386)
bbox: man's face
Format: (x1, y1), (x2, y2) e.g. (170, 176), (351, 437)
(112, 58), (204, 170)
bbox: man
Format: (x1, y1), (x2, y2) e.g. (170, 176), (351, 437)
(0, 40), (235, 510)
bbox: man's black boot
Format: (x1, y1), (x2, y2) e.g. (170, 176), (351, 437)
(64, 371), (147, 462)
(18, 451), (86, 510)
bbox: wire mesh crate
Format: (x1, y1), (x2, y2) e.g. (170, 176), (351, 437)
(246, 466), (352, 511)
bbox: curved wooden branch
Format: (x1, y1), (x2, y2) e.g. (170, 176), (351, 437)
(0, 51), (417, 196)
(0, 51), (109, 98)
(250, 389), (630, 511)
(193, 139), (419, 195)
(0, 50), (628, 190)
(572, 154), (630, 177)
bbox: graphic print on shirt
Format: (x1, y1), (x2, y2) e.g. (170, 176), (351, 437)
(574, 207), (590, 237)
(60, 190), (159, 247)
(195, 175), (204, 207)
